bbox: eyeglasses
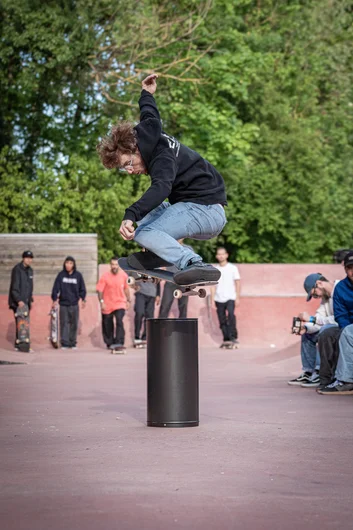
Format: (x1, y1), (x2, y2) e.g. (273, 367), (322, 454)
(119, 155), (134, 172)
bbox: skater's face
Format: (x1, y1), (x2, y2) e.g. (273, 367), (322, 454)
(65, 260), (74, 273)
(23, 257), (33, 268)
(216, 249), (228, 264)
(119, 151), (147, 175)
(110, 259), (119, 274)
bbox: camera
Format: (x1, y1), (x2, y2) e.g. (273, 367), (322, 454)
(291, 317), (302, 335)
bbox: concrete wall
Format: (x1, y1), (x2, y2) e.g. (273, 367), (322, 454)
(0, 263), (345, 351)
(0, 234), (98, 294)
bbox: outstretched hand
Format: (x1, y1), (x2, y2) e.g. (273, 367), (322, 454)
(142, 74), (158, 95)
(119, 219), (135, 241)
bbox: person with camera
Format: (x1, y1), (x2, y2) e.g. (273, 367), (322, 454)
(317, 252), (353, 395)
(288, 273), (338, 388)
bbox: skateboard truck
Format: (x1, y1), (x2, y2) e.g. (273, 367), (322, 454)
(127, 275), (159, 286)
(173, 287), (207, 299)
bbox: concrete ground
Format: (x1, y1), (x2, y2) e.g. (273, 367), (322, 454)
(1, 344), (353, 530)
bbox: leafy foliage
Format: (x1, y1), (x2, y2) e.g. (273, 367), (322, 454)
(1, 0), (352, 263)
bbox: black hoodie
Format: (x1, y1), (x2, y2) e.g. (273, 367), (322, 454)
(8, 262), (34, 310)
(123, 90), (227, 223)
(51, 257), (87, 306)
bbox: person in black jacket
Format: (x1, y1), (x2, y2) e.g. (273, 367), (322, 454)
(8, 250), (34, 348)
(97, 74), (227, 286)
(51, 256), (86, 349)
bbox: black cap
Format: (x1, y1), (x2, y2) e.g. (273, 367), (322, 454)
(344, 251), (353, 267)
(22, 250), (34, 258)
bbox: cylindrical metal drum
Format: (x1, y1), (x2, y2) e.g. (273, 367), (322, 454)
(146, 318), (199, 428)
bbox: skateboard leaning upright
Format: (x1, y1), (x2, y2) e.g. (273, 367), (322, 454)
(15, 304), (30, 352)
(49, 306), (59, 348)
(118, 257), (218, 299)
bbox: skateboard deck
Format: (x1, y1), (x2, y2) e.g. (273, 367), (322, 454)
(119, 257), (217, 299)
(110, 343), (127, 354)
(220, 341), (238, 350)
(15, 304), (30, 352)
(49, 307), (59, 348)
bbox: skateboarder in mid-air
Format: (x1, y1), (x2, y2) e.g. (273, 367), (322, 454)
(97, 74), (227, 286)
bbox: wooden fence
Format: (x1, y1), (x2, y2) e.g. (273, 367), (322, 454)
(0, 234), (98, 294)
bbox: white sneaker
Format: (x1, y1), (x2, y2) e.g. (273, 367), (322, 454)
(61, 346), (69, 350)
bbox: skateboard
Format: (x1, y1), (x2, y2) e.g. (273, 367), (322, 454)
(49, 307), (59, 348)
(15, 304), (30, 352)
(119, 257), (218, 299)
(109, 343), (127, 354)
(220, 341), (238, 350)
(134, 339), (147, 349)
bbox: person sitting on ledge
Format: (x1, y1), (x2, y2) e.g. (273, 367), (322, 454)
(96, 74), (227, 286)
(288, 273), (338, 389)
(318, 251), (353, 395)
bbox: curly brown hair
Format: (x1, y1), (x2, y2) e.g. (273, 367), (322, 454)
(96, 122), (137, 169)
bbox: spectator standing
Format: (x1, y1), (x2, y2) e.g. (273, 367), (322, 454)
(318, 252), (353, 395)
(51, 256), (86, 350)
(211, 247), (240, 346)
(8, 250), (34, 349)
(96, 257), (130, 349)
(288, 273), (338, 388)
(134, 281), (160, 344)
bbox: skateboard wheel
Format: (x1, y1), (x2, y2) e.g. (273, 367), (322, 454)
(16, 339), (19, 344)
(198, 288), (207, 298)
(127, 276), (136, 286)
(173, 289), (183, 299)
(25, 339), (30, 343)
(24, 312), (28, 316)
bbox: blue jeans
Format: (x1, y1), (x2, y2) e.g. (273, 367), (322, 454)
(336, 324), (353, 383)
(134, 202), (227, 270)
(301, 324), (337, 372)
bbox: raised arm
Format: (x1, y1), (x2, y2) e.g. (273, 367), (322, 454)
(139, 74), (161, 122)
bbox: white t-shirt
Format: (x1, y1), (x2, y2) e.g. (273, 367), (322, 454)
(214, 263), (241, 303)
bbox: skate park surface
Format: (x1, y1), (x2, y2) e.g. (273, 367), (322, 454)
(1, 263), (352, 530)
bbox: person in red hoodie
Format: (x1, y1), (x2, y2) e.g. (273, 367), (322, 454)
(96, 257), (131, 349)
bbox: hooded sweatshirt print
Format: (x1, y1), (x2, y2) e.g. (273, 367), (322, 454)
(51, 257), (87, 306)
(123, 90), (227, 223)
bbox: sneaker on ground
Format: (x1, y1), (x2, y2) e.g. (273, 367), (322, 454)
(287, 371), (312, 386)
(71, 346), (78, 350)
(61, 346), (69, 350)
(317, 380), (353, 395)
(173, 261), (221, 285)
(134, 339), (143, 344)
(300, 373), (320, 388)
